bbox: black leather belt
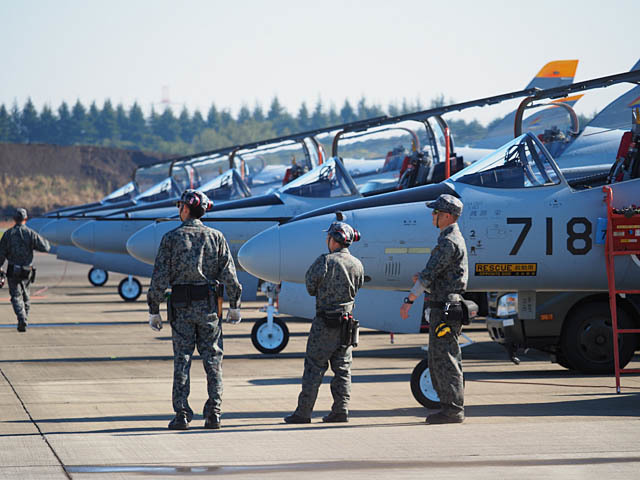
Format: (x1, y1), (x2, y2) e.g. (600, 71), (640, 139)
(427, 301), (461, 308)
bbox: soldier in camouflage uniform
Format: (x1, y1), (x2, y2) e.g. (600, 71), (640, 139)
(400, 194), (468, 424)
(147, 190), (242, 430)
(285, 221), (364, 424)
(0, 208), (50, 332)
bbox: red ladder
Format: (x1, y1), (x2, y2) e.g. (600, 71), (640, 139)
(602, 185), (640, 393)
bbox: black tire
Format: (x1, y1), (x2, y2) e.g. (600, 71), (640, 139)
(118, 277), (142, 302)
(251, 317), (290, 354)
(410, 358), (441, 409)
(554, 351), (574, 371)
(88, 268), (108, 287)
(561, 302), (638, 374)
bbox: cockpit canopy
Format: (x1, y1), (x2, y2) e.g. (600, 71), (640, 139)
(102, 181), (137, 203)
(135, 177), (177, 203)
(278, 157), (360, 198)
(451, 133), (562, 189)
(200, 169), (251, 201)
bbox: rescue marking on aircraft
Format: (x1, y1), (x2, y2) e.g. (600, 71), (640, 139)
(474, 263), (538, 276)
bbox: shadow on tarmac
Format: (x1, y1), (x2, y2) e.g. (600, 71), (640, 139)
(4, 393), (640, 438)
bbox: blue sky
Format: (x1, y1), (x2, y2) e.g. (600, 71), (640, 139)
(1, 0), (637, 125)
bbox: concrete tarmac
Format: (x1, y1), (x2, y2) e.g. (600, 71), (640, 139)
(1, 253), (639, 479)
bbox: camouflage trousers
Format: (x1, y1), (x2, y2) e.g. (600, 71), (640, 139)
(170, 301), (223, 421)
(8, 277), (30, 324)
(294, 316), (352, 418)
(428, 307), (464, 418)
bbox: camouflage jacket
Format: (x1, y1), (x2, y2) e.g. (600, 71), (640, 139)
(147, 218), (242, 314)
(0, 224), (50, 267)
(305, 247), (364, 312)
(418, 222), (468, 302)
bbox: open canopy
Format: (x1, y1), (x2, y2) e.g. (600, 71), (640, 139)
(451, 133), (562, 189)
(278, 157), (360, 198)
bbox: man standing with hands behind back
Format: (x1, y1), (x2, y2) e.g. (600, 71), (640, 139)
(147, 189), (242, 431)
(400, 194), (468, 424)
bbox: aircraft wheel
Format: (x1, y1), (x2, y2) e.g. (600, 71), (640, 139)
(251, 317), (289, 354)
(561, 302), (638, 374)
(88, 268), (108, 287)
(410, 358), (441, 409)
(118, 277), (142, 302)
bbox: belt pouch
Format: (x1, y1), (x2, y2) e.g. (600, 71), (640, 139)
(321, 311), (343, 328)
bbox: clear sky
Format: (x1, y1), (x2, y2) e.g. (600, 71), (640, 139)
(1, 0), (637, 126)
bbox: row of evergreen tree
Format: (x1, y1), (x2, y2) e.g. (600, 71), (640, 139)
(0, 96), (491, 154)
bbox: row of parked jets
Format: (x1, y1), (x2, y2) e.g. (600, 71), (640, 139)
(30, 59), (640, 407)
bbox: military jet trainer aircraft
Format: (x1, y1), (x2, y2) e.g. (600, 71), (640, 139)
(237, 70), (640, 406)
(122, 60), (586, 351)
(34, 150), (245, 298)
(61, 117), (400, 300)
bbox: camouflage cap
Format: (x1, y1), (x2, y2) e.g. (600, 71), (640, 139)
(325, 221), (361, 246)
(13, 208), (28, 221)
(425, 194), (463, 216)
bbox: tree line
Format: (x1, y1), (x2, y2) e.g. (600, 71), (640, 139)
(0, 96), (499, 155)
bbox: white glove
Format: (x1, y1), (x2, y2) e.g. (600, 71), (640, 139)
(226, 308), (242, 324)
(149, 313), (163, 331)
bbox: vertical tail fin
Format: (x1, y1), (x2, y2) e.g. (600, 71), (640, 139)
(525, 60), (579, 90)
(587, 58), (640, 130)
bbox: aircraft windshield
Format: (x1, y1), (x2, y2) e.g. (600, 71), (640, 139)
(188, 156), (230, 189)
(102, 181), (136, 203)
(278, 157), (359, 198)
(134, 162), (172, 193)
(200, 169), (251, 201)
(240, 141), (313, 191)
(135, 177), (176, 202)
(451, 133), (561, 189)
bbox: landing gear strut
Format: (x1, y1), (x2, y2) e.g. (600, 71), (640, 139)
(251, 282), (290, 354)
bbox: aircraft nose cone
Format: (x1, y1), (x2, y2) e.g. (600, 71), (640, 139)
(71, 222), (96, 252)
(40, 219), (88, 246)
(27, 217), (54, 233)
(126, 224), (158, 265)
(126, 221), (179, 265)
(238, 226), (281, 283)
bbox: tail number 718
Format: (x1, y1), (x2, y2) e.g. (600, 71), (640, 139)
(507, 217), (592, 256)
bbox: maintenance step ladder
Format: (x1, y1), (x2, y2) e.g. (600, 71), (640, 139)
(602, 185), (640, 393)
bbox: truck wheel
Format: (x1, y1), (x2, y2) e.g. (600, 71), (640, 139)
(410, 358), (441, 409)
(561, 302), (638, 374)
(251, 317), (289, 354)
(88, 268), (108, 287)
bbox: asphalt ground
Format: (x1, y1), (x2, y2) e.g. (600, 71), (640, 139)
(1, 253), (639, 479)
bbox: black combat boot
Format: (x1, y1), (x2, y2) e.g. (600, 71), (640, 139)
(168, 412), (190, 430)
(204, 413), (221, 429)
(284, 413), (311, 424)
(322, 412), (348, 423)
(17, 319), (27, 332)
(426, 412), (464, 424)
